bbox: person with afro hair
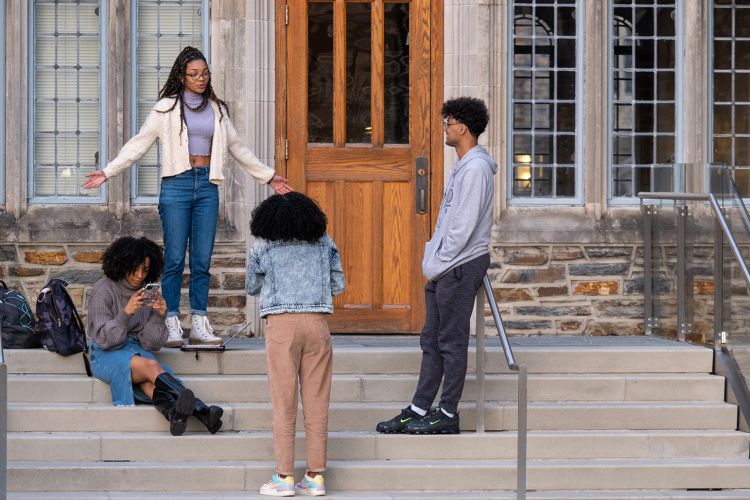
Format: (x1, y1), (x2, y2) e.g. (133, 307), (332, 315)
(246, 192), (345, 497)
(87, 236), (224, 436)
(377, 96), (498, 435)
(82, 46), (292, 349)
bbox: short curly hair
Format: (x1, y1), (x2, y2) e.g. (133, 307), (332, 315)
(102, 237), (164, 284)
(442, 97), (489, 138)
(250, 192), (327, 243)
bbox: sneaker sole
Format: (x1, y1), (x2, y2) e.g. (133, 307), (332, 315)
(259, 490), (295, 497)
(376, 427), (406, 434)
(164, 340), (184, 348)
(406, 428), (460, 435)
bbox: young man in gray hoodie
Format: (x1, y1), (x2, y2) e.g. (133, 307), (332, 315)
(377, 97), (498, 435)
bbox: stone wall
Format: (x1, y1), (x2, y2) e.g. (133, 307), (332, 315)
(484, 244), (645, 336)
(0, 243), (250, 336)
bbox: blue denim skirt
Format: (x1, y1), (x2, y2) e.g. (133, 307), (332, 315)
(90, 337), (175, 406)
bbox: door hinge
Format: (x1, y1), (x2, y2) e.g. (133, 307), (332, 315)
(284, 139), (289, 160)
(285, 3), (289, 26)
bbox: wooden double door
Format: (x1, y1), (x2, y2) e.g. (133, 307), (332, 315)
(277, 0), (443, 333)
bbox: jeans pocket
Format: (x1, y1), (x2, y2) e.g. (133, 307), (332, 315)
(453, 265), (463, 280)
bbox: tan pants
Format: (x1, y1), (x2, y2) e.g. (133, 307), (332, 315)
(265, 313), (333, 475)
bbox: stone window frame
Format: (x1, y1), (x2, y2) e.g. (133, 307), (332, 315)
(607, 0), (685, 205)
(27, 0), (108, 205)
(710, 0), (750, 189)
(506, 0), (585, 206)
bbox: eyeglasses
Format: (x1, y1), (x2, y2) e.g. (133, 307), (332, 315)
(185, 71), (211, 81)
(443, 119), (460, 128)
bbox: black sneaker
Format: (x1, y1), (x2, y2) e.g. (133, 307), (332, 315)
(405, 407), (460, 434)
(376, 406), (422, 433)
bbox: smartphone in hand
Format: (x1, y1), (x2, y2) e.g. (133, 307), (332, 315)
(143, 283), (160, 305)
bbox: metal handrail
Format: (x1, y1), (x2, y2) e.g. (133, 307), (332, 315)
(709, 193), (750, 286)
(640, 189), (750, 430)
(475, 274), (527, 499)
(638, 191), (710, 201)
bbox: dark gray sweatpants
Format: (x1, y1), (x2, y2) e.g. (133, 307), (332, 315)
(412, 253), (490, 415)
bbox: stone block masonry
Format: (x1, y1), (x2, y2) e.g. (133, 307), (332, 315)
(0, 243), (248, 336)
(487, 244), (645, 336)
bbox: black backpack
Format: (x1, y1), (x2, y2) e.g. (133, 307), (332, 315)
(0, 280), (40, 349)
(35, 278), (91, 376)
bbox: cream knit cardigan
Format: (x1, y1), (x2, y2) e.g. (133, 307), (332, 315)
(103, 97), (275, 186)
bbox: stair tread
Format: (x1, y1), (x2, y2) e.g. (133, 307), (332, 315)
(9, 491), (750, 500)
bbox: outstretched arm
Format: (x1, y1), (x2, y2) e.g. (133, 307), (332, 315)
(82, 107), (161, 189)
(225, 115), (293, 193)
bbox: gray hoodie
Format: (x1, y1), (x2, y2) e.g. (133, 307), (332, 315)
(422, 145), (498, 281)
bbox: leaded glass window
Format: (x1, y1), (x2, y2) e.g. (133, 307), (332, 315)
(131, 0), (207, 203)
(30, 0), (105, 203)
(610, 0), (678, 199)
(712, 0), (750, 195)
(510, 0), (579, 202)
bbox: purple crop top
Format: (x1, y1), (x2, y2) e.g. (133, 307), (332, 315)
(183, 90), (215, 156)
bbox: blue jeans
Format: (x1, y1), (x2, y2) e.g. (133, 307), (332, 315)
(158, 167), (218, 317)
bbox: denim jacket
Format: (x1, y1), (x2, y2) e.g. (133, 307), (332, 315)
(245, 235), (346, 317)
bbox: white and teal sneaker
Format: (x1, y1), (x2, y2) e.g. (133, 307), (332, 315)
(260, 474), (295, 497)
(295, 473), (326, 496)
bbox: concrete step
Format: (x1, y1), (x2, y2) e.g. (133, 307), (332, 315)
(11, 492), (750, 500)
(7, 401), (738, 432)
(4, 342), (713, 376)
(8, 372), (726, 403)
(9, 430), (749, 462)
(9, 458), (750, 492)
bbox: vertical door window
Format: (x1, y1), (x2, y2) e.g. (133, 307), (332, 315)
(510, 0), (579, 203)
(712, 0), (750, 194)
(610, 0), (677, 199)
(131, 0), (207, 202)
(384, 3), (409, 144)
(308, 3), (335, 143)
(30, 0), (105, 203)
(307, 0), (410, 146)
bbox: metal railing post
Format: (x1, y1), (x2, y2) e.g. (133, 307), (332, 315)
(676, 203), (688, 341)
(517, 364), (527, 500)
(642, 203), (654, 335)
(714, 210), (725, 351)
(480, 274), (526, 499)
(475, 288), (486, 433)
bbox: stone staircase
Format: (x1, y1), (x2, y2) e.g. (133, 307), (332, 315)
(6, 336), (750, 499)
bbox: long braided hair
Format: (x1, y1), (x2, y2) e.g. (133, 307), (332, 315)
(156, 46), (229, 136)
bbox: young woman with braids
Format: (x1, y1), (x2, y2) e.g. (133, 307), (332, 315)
(83, 46), (292, 346)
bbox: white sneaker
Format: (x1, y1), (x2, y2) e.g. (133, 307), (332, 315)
(189, 314), (223, 345)
(165, 316), (184, 348)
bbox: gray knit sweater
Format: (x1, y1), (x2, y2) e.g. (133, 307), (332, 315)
(87, 277), (168, 351)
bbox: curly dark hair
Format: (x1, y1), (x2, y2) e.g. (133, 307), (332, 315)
(156, 46), (229, 136)
(102, 237), (164, 284)
(251, 192), (328, 243)
(442, 97), (489, 138)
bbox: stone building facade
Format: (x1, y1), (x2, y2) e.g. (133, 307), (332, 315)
(0, 1), (740, 336)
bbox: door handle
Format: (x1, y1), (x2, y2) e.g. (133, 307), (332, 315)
(416, 156), (428, 214)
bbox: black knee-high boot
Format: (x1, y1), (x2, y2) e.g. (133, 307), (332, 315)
(193, 399), (224, 434)
(153, 373), (195, 436)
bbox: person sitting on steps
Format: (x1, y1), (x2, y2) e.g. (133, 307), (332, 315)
(87, 236), (224, 436)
